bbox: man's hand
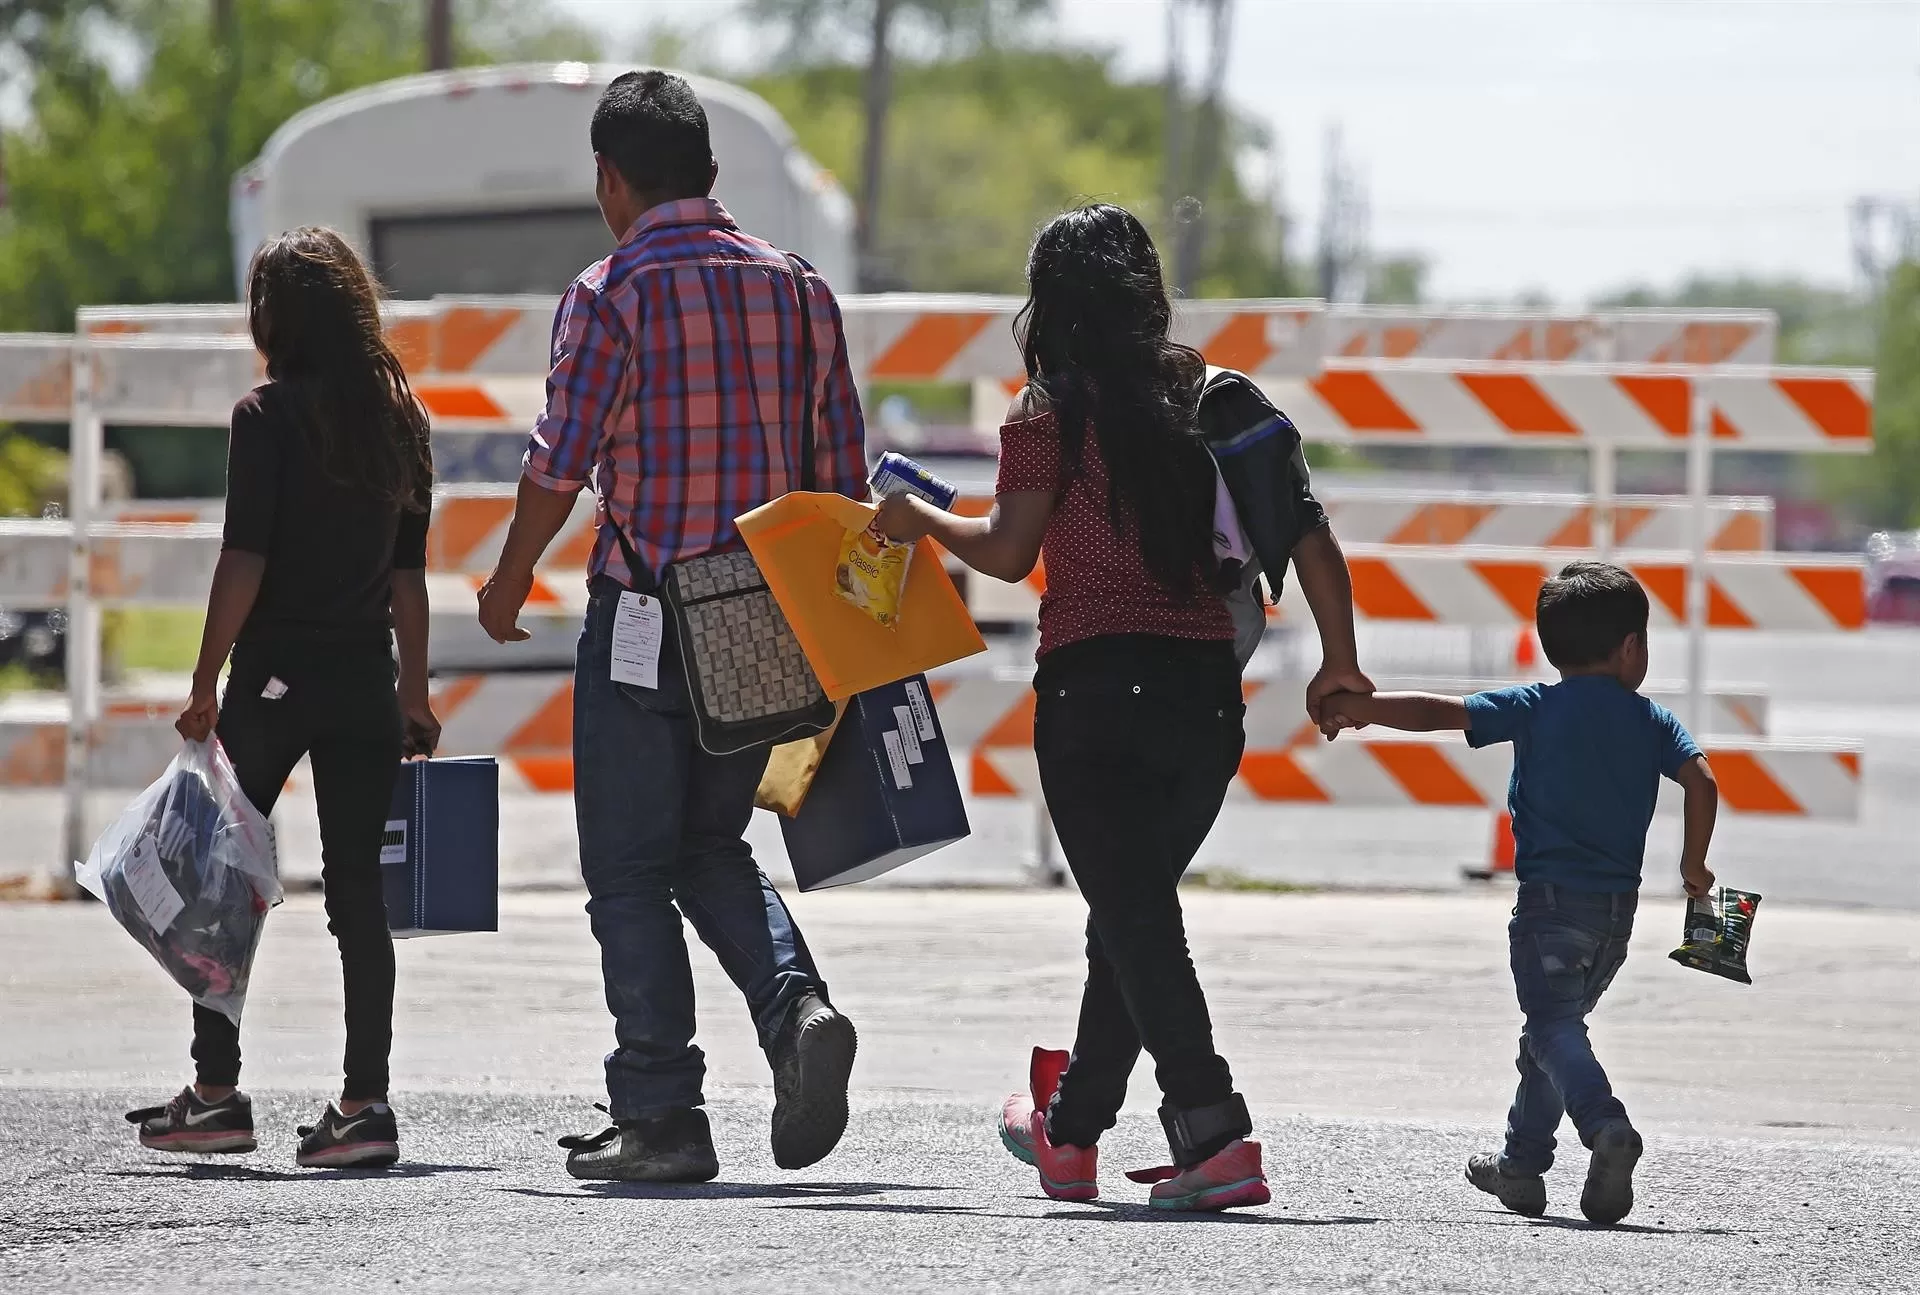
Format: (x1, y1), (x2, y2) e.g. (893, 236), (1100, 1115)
(1306, 661), (1375, 737)
(175, 672), (220, 743)
(477, 569), (535, 644)
(1681, 859), (1717, 900)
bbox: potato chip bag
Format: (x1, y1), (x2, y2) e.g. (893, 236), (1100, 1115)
(1669, 885), (1761, 985)
(835, 521), (911, 627)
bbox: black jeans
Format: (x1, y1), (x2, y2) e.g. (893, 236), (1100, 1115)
(193, 638), (403, 1101)
(1033, 634), (1246, 1151)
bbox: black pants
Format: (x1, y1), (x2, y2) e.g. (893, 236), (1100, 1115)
(1034, 634), (1246, 1152)
(193, 638), (402, 1101)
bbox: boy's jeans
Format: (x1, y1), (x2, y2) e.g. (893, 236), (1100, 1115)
(1501, 881), (1637, 1177)
(572, 578), (825, 1121)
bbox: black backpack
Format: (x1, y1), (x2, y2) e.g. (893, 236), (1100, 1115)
(1196, 367), (1329, 665)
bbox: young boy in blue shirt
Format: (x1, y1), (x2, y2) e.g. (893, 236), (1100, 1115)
(1322, 561), (1719, 1225)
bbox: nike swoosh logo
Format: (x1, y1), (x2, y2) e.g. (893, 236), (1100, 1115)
(183, 1107), (231, 1126)
(331, 1116), (372, 1138)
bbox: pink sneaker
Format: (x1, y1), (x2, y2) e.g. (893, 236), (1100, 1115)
(998, 1047), (1098, 1201)
(1128, 1138), (1271, 1212)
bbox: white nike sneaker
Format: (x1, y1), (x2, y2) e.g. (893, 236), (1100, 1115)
(296, 1102), (399, 1168)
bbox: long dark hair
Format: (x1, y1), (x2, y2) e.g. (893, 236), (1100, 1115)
(1014, 204), (1214, 593)
(246, 227), (432, 511)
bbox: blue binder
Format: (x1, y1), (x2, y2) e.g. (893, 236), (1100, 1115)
(381, 756), (499, 937)
(780, 675), (970, 890)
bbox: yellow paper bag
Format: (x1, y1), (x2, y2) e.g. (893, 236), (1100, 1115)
(737, 492), (986, 700)
(755, 702), (847, 817)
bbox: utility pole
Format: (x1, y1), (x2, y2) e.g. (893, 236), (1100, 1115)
(1316, 124), (1369, 302)
(856, 0), (898, 291)
(1162, 0), (1234, 297)
(426, 0), (454, 72)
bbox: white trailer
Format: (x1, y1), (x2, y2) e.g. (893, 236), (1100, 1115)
(229, 62), (857, 298)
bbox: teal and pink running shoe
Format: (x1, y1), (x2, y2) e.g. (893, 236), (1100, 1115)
(999, 1047), (1099, 1201)
(1127, 1138), (1271, 1212)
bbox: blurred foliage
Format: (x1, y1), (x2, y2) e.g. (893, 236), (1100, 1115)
(0, 0), (600, 333)
(750, 51), (1300, 297)
(1363, 254), (1429, 307)
(745, 0), (1051, 60)
(1818, 262), (1920, 531)
(0, 429), (63, 514)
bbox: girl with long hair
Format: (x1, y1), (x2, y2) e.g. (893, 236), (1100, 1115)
(130, 227), (440, 1169)
(878, 204), (1368, 1210)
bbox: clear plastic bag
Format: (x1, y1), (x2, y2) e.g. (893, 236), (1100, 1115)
(76, 738), (281, 1025)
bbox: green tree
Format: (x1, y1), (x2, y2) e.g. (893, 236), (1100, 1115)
(750, 49), (1300, 297)
(747, 0), (1052, 289)
(0, 0), (600, 332)
(1820, 261), (1920, 530)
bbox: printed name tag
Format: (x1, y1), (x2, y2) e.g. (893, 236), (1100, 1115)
(380, 820), (408, 865)
(903, 680), (937, 742)
(122, 835), (186, 934)
(881, 730), (913, 790)
(610, 592), (664, 690)
(892, 706), (924, 764)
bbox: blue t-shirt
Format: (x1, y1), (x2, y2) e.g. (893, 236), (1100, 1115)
(1465, 677), (1703, 893)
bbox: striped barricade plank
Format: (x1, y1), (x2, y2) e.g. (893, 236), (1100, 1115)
(1324, 309), (1776, 366)
(968, 735), (1860, 819)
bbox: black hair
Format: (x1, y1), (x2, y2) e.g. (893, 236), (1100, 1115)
(1014, 203), (1215, 595)
(247, 226), (431, 511)
(590, 70), (713, 199)
(1535, 561), (1650, 668)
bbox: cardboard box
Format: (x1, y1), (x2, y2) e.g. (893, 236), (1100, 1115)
(780, 675), (969, 890)
(381, 757), (499, 937)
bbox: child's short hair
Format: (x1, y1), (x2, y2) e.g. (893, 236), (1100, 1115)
(1535, 561), (1650, 668)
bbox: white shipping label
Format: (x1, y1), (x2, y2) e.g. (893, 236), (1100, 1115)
(122, 835), (186, 934)
(380, 819), (408, 865)
(892, 706), (924, 763)
(903, 680), (938, 743)
(881, 730), (913, 790)
(610, 591), (665, 690)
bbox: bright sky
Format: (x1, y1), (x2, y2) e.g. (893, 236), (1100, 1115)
(559, 0), (1920, 304)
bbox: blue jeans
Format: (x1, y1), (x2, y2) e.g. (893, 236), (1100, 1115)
(573, 577), (825, 1120)
(1501, 882), (1636, 1176)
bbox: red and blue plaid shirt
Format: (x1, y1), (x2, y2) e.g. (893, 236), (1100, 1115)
(523, 198), (868, 587)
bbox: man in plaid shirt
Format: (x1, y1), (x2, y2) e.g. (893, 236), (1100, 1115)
(478, 71), (867, 1184)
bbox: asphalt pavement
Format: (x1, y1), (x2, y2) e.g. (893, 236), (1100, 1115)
(3, 889), (1916, 1292)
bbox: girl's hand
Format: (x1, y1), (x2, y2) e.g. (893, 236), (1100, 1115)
(175, 675), (220, 742)
(399, 685), (441, 760)
(874, 493), (933, 544)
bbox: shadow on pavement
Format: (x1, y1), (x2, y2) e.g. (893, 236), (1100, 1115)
(501, 1180), (952, 1202)
(1040, 1201), (1383, 1227)
(108, 1163), (499, 1183)
(1465, 1209), (1739, 1237)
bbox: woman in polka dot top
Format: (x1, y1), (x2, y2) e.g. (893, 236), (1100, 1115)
(877, 203), (1370, 1210)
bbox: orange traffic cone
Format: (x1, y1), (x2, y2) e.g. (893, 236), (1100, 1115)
(1514, 629), (1538, 673)
(1463, 812), (1516, 882)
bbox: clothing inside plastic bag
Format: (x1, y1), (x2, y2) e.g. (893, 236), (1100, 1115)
(1668, 885), (1760, 985)
(76, 738), (281, 1025)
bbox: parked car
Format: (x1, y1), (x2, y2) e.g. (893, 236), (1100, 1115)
(1866, 531), (1920, 626)
(0, 608), (64, 673)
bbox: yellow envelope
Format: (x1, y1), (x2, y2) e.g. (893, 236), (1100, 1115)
(737, 492), (986, 700)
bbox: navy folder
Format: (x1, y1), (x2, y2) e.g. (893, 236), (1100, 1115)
(780, 675), (970, 890)
(382, 756), (499, 937)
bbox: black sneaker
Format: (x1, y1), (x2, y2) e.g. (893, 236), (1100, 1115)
(769, 992), (857, 1171)
(1465, 1151), (1548, 1217)
(126, 1087), (257, 1154)
(296, 1102), (400, 1169)
(560, 1106), (719, 1182)
(1581, 1118), (1643, 1225)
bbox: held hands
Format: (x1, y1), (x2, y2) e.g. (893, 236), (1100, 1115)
(1305, 662), (1376, 741)
(873, 493), (933, 544)
(1680, 859), (1717, 900)
(477, 568), (534, 644)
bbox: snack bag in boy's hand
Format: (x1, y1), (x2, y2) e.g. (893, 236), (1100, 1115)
(835, 520), (911, 626)
(1669, 885), (1761, 985)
